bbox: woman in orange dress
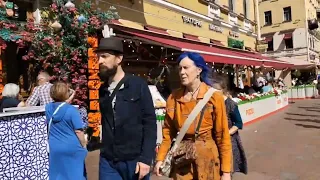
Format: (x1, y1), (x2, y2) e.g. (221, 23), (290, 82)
(154, 52), (232, 180)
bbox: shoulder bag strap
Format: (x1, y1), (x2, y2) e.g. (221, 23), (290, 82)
(195, 105), (206, 138)
(170, 88), (217, 153)
(48, 102), (66, 136)
(109, 74), (131, 102)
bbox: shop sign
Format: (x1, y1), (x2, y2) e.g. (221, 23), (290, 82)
(277, 99), (281, 104)
(182, 15), (202, 27)
(229, 31), (239, 38)
(246, 108), (254, 116)
(209, 24), (223, 33)
(257, 44), (268, 50)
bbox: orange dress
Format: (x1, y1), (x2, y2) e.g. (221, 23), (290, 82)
(157, 83), (232, 180)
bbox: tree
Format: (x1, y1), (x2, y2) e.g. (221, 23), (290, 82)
(0, 0), (119, 106)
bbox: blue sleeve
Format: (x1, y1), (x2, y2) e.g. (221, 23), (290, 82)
(45, 104), (51, 124)
(69, 107), (84, 130)
(231, 106), (243, 129)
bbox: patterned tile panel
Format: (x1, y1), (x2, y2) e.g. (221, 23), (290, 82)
(0, 112), (49, 180)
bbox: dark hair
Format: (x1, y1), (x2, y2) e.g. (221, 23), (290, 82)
(212, 74), (229, 95)
(177, 52), (211, 85)
(50, 81), (69, 102)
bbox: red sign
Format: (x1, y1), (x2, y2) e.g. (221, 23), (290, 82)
(246, 108), (254, 116)
(277, 100), (281, 104)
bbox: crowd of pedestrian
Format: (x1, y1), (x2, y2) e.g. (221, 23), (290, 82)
(0, 37), (248, 180)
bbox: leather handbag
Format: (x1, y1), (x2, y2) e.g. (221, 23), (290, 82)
(160, 88), (217, 177)
(171, 106), (205, 167)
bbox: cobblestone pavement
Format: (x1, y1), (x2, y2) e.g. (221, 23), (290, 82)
(86, 99), (320, 180)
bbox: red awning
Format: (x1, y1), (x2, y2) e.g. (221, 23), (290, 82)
(121, 30), (263, 66)
(283, 33), (292, 40)
(183, 34), (199, 41)
(144, 25), (169, 35)
(232, 51), (293, 69)
(118, 29), (293, 68)
(210, 39), (224, 46)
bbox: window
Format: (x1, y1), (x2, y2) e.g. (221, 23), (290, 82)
(267, 39), (274, 51)
(285, 38), (293, 49)
(229, 0), (233, 11)
(283, 7), (292, 22)
(243, 0), (247, 18)
(264, 11), (272, 25)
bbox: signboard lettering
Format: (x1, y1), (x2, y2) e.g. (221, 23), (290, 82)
(246, 108), (254, 116)
(277, 99), (281, 104)
(229, 31), (239, 38)
(209, 24), (223, 33)
(182, 16), (202, 27)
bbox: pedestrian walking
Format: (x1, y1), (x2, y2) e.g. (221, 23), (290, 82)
(154, 52), (232, 180)
(45, 81), (88, 179)
(212, 75), (248, 175)
(96, 37), (157, 180)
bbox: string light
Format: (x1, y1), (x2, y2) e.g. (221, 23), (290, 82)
(161, 47), (164, 49)
(127, 63), (130, 65)
(151, 46), (153, 49)
(132, 50), (135, 52)
(128, 45), (131, 47)
(136, 58), (139, 61)
(123, 40), (126, 42)
(139, 42), (142, 44)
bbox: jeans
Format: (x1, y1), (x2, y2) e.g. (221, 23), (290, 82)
(99, 156), (150, 180)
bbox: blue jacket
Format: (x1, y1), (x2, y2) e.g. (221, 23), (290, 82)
(99, 75), (157, 165)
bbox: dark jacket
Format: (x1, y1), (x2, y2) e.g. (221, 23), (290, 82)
(99, 75), (157, 165)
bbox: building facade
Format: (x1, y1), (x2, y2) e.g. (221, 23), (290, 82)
(259, 0), (320, 66)
(87, 0), (258, 50)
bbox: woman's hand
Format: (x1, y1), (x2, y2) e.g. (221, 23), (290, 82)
(221, 172), (231, 180)
(66, 89), (75, 103)
(153, 161), (163, 176)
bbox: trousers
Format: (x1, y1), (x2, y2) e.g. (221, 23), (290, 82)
(99, 156), (150, 180)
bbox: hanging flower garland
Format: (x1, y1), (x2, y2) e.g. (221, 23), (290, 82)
(20, 0), (118, 107)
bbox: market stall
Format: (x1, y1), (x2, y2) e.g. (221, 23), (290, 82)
(288, 85), (317, 99)
(0, 109), (48, 180)
(237, 91), (288, 124)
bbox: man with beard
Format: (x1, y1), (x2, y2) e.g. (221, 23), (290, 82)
(96, 37), (157, 180)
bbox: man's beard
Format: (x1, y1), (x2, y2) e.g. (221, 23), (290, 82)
(99, 64), (118, 81)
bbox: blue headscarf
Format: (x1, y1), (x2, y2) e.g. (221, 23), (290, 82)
(177, 52), (211, 85)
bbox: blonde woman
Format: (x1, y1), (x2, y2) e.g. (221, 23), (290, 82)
(45, 81), (87, 179)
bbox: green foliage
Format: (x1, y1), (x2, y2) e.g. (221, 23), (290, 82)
(228, 38), (244, 49)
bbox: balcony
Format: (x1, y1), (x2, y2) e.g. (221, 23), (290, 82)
(263, 47), (308, 58)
